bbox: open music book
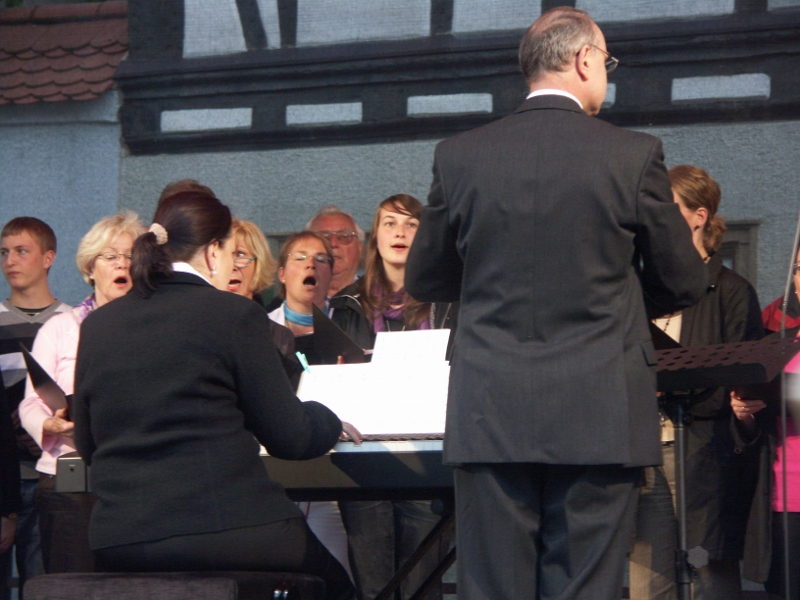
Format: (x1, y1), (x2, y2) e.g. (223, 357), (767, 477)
(296, 329), (451, 435)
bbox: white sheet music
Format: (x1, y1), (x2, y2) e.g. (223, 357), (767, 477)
(296, 330), (451, 435)
(371, 329), (451, 366)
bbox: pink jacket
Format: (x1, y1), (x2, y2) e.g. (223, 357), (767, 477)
(19, 310), (81, 475)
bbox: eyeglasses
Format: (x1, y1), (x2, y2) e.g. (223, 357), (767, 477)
(96, 252), (132, 264)
(589, 44), (619, 74)
(316, 230), (358, 246)
(233, 252), (255, 269)
(287, 252), (332, 266)
(794, 263), (800, 275)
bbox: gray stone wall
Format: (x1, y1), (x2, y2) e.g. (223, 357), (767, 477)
(0, 92), (122, 306)
(118, 118), (800, 307)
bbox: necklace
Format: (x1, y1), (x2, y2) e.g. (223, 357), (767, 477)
(659, 312), (680, 332)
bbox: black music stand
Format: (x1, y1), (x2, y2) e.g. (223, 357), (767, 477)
(655, 336), (800, 600)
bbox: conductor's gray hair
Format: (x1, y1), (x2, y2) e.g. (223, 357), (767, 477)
(519, 7), (597, 83)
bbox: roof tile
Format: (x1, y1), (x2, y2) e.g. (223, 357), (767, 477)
(16, 49), (40, 60)
(0, 6), (34, 25)
(82, 65), (116, 84)
(90, 19), (127, 49)
(3, 84), (36, 99)
(73, 45), (99, 57)
(21, 54), (71, 74)
(42, 92), (71, 102)
(0, 2), (127, 105)
(59, 80), (94, 95)
(70, 90), (100, 101)
(1, 23), (46, 54)
(43, 48), (70, 58)
(97, 1), (127, 18)
(32, 21), (105, 52)
(86, 81), (112, 95)
(101, 42), (127, 55)
(30, 3), (100, 22)
(0, 59), (21, 75)
(13, 95), (40, 105)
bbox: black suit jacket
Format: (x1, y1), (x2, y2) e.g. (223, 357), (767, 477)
(73, 272), (342, 549)
(406, 95), (707, 467)
(1, 382), (22, 519)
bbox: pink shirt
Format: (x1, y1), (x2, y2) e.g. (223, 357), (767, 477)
(773, 351), (800, 512)
(18, 310), (81, 475)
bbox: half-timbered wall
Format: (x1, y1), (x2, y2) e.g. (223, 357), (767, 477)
(116, 0), (800, 303)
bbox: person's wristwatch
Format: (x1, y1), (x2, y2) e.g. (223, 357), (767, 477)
(2, 513), (18, 522)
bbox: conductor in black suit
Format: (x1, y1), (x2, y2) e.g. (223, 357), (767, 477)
(405, 8), (708, 600)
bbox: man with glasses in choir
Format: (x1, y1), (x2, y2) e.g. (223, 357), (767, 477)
(307, 206), (365, 298)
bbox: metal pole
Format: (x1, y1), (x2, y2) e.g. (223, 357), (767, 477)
(672, 396), (693, 600)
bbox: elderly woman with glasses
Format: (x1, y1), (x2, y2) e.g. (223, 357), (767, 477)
(226, 219), (277, 304)
(18, 211), (145, 574)
(226, 219), (301, 378)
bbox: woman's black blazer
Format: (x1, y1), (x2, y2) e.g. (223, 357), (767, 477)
(73, 272), (341, 550)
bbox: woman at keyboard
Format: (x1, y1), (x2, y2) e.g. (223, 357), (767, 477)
(72, 190), (354, 600)
(331, 194), (457, 600)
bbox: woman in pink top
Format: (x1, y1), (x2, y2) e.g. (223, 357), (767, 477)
(732, 253), (800, 600)
(19, 212), (144, 573)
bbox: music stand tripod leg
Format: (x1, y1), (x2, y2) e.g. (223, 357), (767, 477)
(667, 392), (694, 600)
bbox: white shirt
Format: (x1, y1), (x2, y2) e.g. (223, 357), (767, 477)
(526, 88), (583, 110)
(172, 262), (212, 285)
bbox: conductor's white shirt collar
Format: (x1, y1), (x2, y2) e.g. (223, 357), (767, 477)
(526, 89), (583, 110)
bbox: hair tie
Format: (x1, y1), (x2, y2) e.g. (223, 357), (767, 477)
(149, 223), (168, 245)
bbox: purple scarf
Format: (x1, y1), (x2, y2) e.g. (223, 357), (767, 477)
(372, 288), (431, 333)
(72, 295), (98, 324)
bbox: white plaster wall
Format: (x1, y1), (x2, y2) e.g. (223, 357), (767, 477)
(184, 0), (246, 57)
(118, 140), (439, 235)
(0, 94), (122, 306)
(638, 120), (800, 306)
(119, 119), (800, 305)
(452, 0), (541, 33)
(577, 0), (735, 21)
(296, 0), (430, 46)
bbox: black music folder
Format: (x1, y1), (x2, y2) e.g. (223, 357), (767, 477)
(19, 342), (71, 416)
(649, 321), (682, 350)
(312, 304), (368, 364)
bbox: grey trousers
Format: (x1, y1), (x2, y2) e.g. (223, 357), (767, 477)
(454, 463), (641, 600)
(629, 444), (744, 600)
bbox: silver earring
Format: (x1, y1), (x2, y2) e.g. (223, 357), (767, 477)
(210, 268), (217, 276)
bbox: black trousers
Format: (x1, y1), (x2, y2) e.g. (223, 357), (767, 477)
(35, 474), (96, 573)
(454, 463), (641, 600)
(94, 518), (354, 600)
(766, 511), (800, 600)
